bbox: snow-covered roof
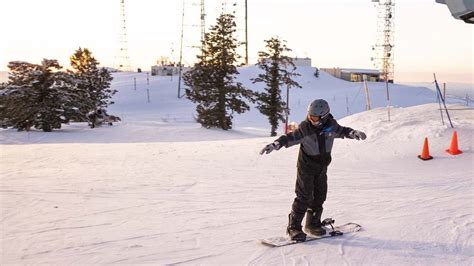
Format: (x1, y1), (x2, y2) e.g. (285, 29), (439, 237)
(340, 68), (381, 74)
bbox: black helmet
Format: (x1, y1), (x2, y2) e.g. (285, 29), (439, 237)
(307, 99), (330, 127)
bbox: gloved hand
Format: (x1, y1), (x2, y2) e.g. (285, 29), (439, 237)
(348, 130), (367, 140)
(260, 141), (281, 155)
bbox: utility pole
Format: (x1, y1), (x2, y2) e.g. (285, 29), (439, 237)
(177, 0), (186, 98)
(200, 0), (205, 44)
(385, 76), (391, 121)
(285, 85), (290, 133)
(245, 0), (248, 65)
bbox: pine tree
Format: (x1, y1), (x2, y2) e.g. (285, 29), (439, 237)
(69, 47), (114, 120)
(0, 59), (82, 131)
(252, 37), (301, 136)
(184, 13), (254, 130)
(0, 82), (9, 128)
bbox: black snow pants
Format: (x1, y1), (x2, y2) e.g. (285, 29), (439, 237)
(291, 149), (331, 216)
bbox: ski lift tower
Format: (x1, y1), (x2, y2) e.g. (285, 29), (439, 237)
(372, 0), (395, 83)
(177, 0), (206, 98)
(372, 0), (395, 121)
(115, 0), (132, 71)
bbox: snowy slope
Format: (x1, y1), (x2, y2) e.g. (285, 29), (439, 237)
(1, 68), (473, 265)
(0, 66), (448, 144)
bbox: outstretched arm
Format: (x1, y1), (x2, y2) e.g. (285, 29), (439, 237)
(330, 119), (366, 140)
(259, 122), (307, 155)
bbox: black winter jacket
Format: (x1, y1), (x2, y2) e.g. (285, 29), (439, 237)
(277, 114), (353, 166)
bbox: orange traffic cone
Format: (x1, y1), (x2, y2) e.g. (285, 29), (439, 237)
(418, 137), (433, 160)
(446, 131), (463, 155)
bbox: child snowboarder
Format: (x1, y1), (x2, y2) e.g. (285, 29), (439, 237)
(260, 99), (367, 241)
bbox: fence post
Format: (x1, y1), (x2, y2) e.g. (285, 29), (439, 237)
(443, 82), (446, 100)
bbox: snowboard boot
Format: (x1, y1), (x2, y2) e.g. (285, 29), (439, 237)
(304, 209), (327, 236)
(286, 212), (307, 242)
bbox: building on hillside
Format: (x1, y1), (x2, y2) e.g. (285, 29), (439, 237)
(257, 57), (312, 67)
(292, 57), (312, 67)
(321, 67), (381, 82)
(151, 65), (179, 76)
(151, 56), (180, 76)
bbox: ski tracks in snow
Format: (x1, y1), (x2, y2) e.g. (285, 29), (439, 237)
(2, 130), (473, 264)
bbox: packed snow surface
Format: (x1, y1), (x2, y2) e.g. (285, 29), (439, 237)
(1, 67), (473, 265)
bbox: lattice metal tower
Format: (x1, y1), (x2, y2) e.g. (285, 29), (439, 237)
(177, 0), (206, 98)
(220, 0), (248, 65)
(200, 0), (206, 43)
(115, 0), (132, 71)
(372, 0), (395, 82)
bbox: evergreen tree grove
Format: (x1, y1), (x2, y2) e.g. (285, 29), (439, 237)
(0, 60), (83, 131)
(183, 13), (254, 130)
(252, 37), (301, 136)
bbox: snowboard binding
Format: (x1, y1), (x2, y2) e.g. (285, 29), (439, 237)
(321, 218), (343, 236)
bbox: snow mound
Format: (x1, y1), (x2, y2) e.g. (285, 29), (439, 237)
(334, 103), (473, 162)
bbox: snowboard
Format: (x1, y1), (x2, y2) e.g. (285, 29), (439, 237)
(260, 221), (362, 247)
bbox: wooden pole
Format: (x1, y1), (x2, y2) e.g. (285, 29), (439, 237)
(436, 87), (445, 126)
(385, 74), (390, 121)
(363, 75), (372, 110)
(443, 82), (446, 100)
(433, 73), (453, 128)
(346, 96), (350, 115)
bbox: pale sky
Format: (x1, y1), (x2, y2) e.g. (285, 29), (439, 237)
(0, 0), (472, 83)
